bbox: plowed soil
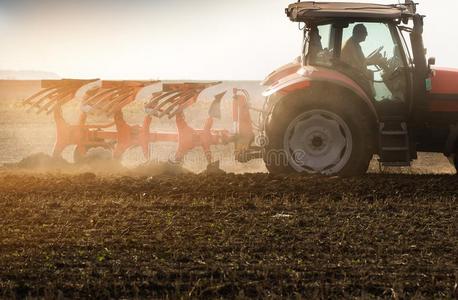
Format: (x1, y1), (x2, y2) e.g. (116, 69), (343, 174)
(0, 172), (456, 299)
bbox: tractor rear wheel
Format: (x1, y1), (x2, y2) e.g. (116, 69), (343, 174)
(264, 93), (374, 176)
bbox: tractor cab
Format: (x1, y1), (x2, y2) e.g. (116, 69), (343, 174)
(287, 2), (428, 116)
(296, 5), (426, 166)
(261, 1), (442, 174)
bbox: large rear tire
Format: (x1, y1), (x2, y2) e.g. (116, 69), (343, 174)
(263, 91), (374, 176)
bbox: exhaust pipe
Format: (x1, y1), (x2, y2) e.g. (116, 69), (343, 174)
(404, 0), (417, 14)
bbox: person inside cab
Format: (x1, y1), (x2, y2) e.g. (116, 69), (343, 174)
(341, 24), (383, 78)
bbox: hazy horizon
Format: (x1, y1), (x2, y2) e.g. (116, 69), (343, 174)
(1, 0), (458, 80)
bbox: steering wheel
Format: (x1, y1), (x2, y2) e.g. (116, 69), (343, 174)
(368, 46), (390, 79)
(366, 46), (384, 63)
(383, 65), (403, 81)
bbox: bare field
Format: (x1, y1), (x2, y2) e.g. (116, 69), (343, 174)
(0, 172), (457, 298)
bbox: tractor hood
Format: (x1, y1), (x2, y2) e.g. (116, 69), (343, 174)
(428, 67), (458, 112)
(430, 67), (458, 95)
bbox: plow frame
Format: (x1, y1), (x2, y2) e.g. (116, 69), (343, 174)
(23, 79), (259, 168)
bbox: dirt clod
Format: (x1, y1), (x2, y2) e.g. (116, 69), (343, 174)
(3, 152), (71, 170)
(132, 161), (191, 177)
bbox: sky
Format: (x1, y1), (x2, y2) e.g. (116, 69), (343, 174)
(0, 0), (457, 80)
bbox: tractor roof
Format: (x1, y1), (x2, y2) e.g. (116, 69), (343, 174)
(286, 2), (414, 22)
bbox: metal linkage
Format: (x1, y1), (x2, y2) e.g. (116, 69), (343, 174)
(172, 88), (255, 165)
(174, 91), (231, 165)
(232, 88), (255, 156)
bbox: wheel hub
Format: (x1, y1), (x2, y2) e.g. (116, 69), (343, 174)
(311, 135), (324, 148)
(284, 110), (352, 174)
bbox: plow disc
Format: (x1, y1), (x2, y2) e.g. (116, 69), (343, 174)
(22, 79), (257, 169)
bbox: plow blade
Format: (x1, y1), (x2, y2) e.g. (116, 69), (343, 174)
(82, 80), (160, 116)
(145, 81), (221, 119)
(23, 79), (99, 115)
(208, 92), (227, 119)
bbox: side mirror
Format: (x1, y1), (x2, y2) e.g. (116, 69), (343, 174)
(428, 57), (436, 66)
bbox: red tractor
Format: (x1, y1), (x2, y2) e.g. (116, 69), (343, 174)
(258, 1), (458, 175)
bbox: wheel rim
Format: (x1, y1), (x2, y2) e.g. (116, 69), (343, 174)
(283, 109), (353, 174)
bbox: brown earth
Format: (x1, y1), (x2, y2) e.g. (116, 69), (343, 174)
(0, 172), (456, 299)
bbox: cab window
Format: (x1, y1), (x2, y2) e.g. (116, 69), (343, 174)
(341, 22), (407, 102)
(307, 24), (334, 67)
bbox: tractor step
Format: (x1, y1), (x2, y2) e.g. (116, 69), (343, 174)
(378, 118), (411, 167)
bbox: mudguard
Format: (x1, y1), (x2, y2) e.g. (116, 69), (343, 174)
(261, 59), (301, 87)
(262, 65), (378, 120)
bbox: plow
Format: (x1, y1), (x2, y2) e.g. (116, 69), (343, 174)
(22, 79), (258, 169)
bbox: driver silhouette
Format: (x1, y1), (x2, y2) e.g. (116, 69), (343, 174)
(341, 24), (382, 76)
